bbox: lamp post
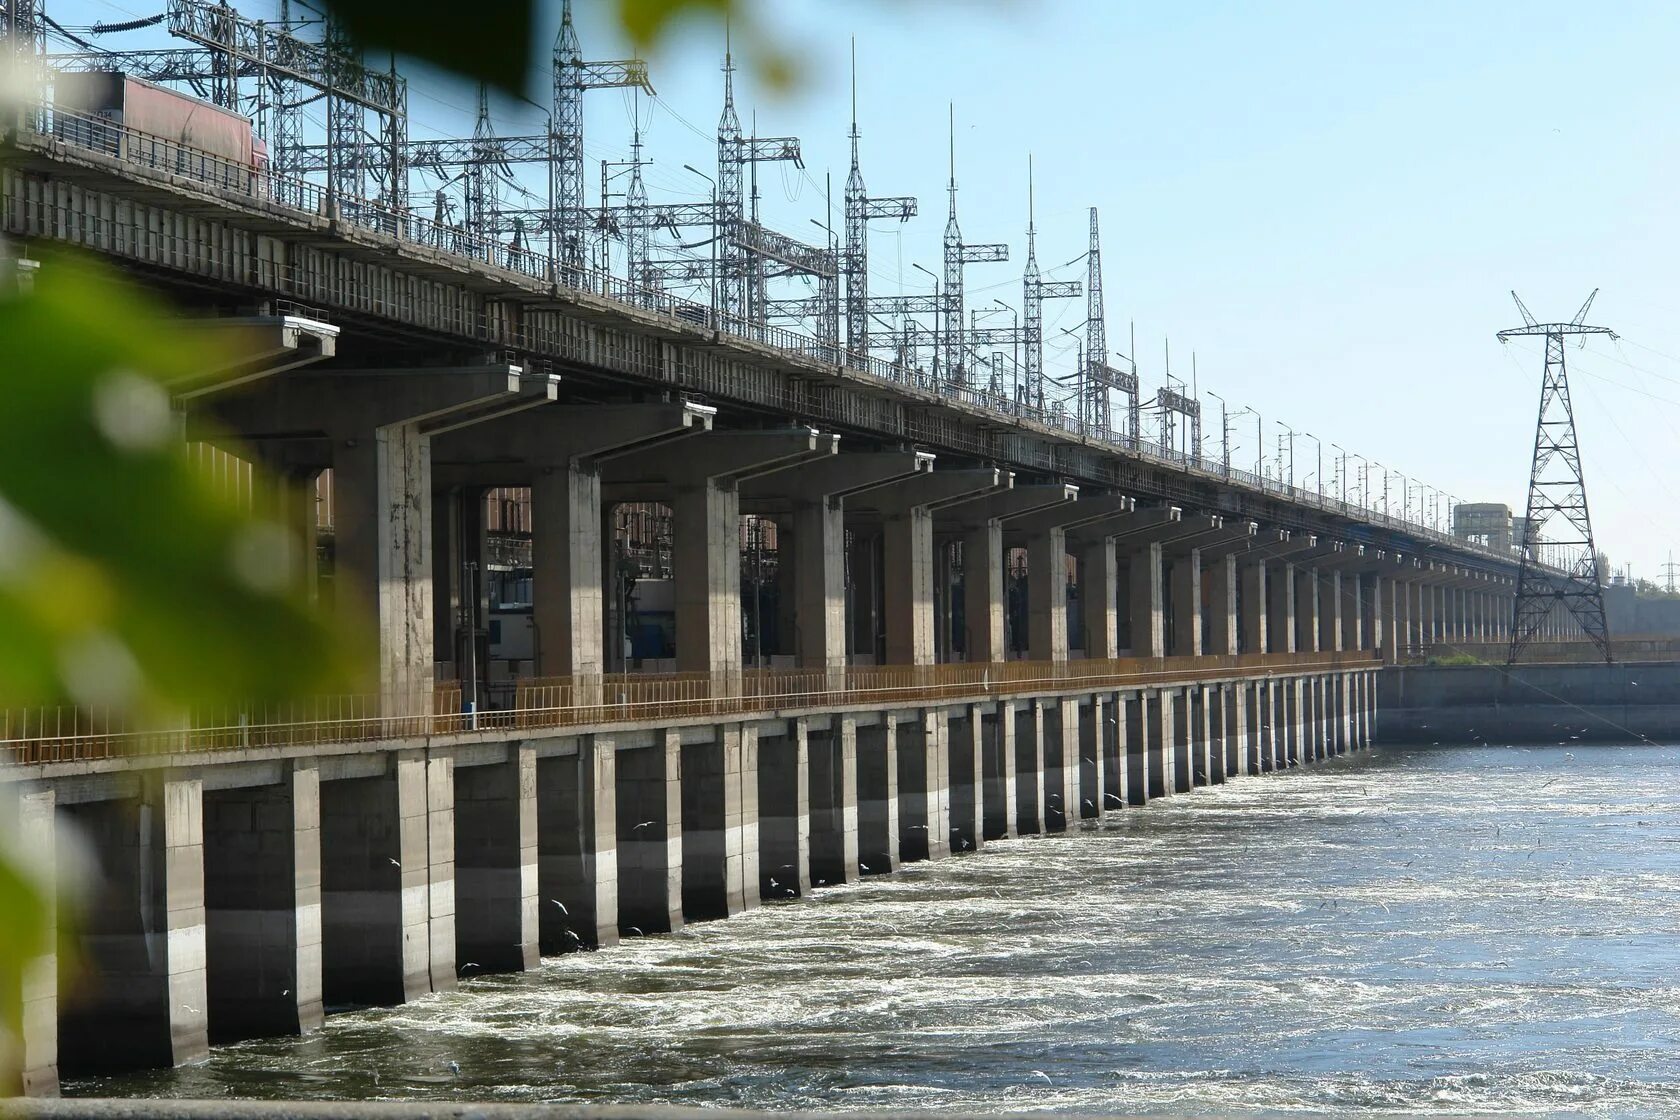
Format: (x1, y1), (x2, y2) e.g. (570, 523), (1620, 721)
(1276, 421), (1297, 490)
(682, 163), (718, 317)
(1207, 391), (1231, 477)
(1374, 462), (1389, 516)
(1056, 325), (1084, 419)
(912, 261), (939, 382)
(1302, 430), (1322, 499)
(1331, 442), (1348, 505)
(994, 298), (1019, 406)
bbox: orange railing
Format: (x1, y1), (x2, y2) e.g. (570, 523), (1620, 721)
(2, 651), (1376, 766)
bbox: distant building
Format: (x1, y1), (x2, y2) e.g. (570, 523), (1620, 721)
(1453, 502), (1516, 552)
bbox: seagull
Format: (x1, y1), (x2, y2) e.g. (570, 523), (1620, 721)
(859, 862), (873, 873)
(562, 928), (581, 942)
(550, 900), (569, 914)
(459, 962), (481, 972)
(1104, 793), (1123, 806)
(1029, 1070), (1054, 1086)
(448, 1061), (460, 1077)
(631, 820), (658, 831)
(388, 857), (401, 868)
(769, 877), (780, 889)
(626, 926), (644, 936)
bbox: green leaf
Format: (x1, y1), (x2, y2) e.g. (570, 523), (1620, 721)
(0, 251), (364, 713)
(323, 0), (536, 98)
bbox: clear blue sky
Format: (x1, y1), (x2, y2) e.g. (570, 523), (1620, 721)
(51, 0), (1680, 584)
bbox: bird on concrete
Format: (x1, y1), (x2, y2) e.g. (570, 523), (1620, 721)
(448, 1061), (461, 1077)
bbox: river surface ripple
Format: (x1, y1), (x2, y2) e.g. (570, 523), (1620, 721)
(70, 744), (1680, 1117)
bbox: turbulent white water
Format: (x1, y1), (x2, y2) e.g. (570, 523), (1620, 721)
(73, 744), (1680, 1116)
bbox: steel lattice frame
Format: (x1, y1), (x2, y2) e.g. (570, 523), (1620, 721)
(1500, 290), (1615, 664)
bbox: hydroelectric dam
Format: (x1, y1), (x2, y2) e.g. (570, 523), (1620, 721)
(0, 0), (1607, 1101)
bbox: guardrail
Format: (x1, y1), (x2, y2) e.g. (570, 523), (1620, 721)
(2, 651), (1378, 766)
(12, 100), (1541, 572)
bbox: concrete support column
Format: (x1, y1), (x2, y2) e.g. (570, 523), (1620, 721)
(673, 481), (744, 690)
(156, 778), (208, 1066)
(1206, 553), (1239, 656)
(1295, 566), (1321, 653)
(1127, 542), (1166, 657)
(423, 757), (456, 993)
(1027, 528), (1070, 662)
(530, 464), (605, 684)
(1268, 562), (1297, 654)
(947, 705), (985, 852)
(1014, 701), (1046, 834)
(1194, 685), (1218, 785)
(1229, 683), (1251, 776)
(1239, 559), (1268, 654)
(1339, 572), (1362, 652)
(1081, 539), (1120, 660)
(1319, 570), (1343, 652)
(1252, 680), (1275, 770)
(1044, 700), (1079, 829)
(1420, 582), (1438, 647)
(758, 721), (811, 900)
(1169, 548), (1203, 657)
(316, 769), (419, 1006)
(808, 717), (860, 885)
(681, 727), (755, 916)
(538, 736), (618, 949)
(963, 521), (1005, 664)
(1108, 693), (1130, 809)
(883, 508), (936, 665)
(856, 720), (899, 874)
(1366, 574), (1388, 656)
(984, 704), (1019, 840)
(203, 764), (323, 1045)
(616, 731), (683, 931)
(791, 499), (847, 675)
(1126, 691), (1153, 803)
(1144, 690), (1171, 797)
(1170, 688), (1193, 793)
(1078, 695), (1105, 818)
(5, 787), (56, 1095)
(897, 711), (952, 861)
(453, 750), (537, 972)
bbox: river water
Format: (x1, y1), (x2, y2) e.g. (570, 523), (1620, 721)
(69, 743), (1680, 1116)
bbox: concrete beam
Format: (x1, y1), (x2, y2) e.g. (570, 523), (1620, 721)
(848, 467), (1008, 513)
(435, 400), (716, 474)
(1005, 492), (1137, 538)
(936, 480), (1078, 527)
(171, 314), (341, 399)
(1115, 511), (1220, 548)
(740, 449), (934, 503)
(601, 427), (833, 486)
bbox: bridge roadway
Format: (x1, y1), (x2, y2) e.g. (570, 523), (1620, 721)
(0, 108), (1586, 1097)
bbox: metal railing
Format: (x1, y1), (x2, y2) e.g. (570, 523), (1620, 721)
(2, 651), (1376, 766)
(12, 101), (1541, 572)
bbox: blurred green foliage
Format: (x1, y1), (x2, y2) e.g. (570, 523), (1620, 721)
(0, 257), (359, 714)
(1, 0), (809, 1095)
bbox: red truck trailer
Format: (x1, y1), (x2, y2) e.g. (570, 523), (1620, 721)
(53, 70), (264, 192)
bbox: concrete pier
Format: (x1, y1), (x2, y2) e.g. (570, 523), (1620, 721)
(203, 765), (322, 1042)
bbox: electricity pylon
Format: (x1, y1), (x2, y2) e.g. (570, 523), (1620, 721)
(1499, 289), (1615, 664)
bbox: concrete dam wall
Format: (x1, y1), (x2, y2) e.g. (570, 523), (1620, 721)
(1375, 662), (1680, 745)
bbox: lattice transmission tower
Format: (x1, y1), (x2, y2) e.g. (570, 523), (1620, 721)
(1499, 289), (1615, 664)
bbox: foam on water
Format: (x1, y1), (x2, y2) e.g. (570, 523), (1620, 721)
(67, 744), (1680, 1116)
